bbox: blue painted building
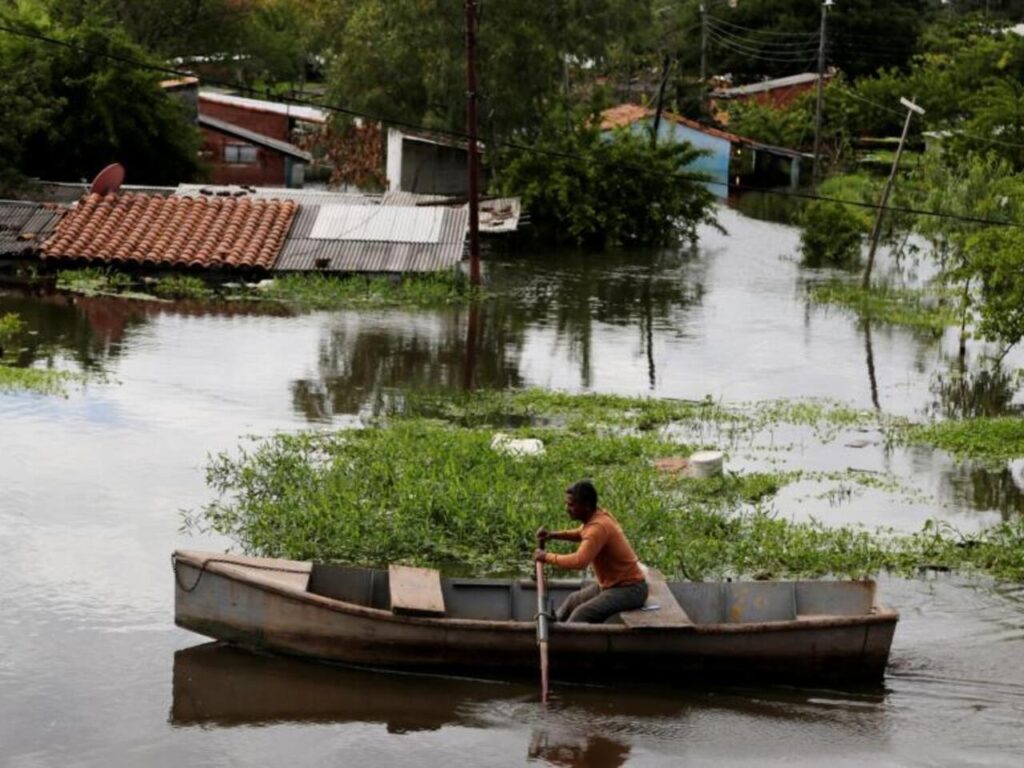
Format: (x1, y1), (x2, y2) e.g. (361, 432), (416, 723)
(601, 104), (807, 198)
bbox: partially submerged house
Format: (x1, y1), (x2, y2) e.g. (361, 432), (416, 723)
(601, 103), (809, 196)
(28, 187), (481, 275)
(39, 193), (298, 270)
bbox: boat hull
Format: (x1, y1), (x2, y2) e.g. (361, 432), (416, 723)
(173, 551), (898, 684)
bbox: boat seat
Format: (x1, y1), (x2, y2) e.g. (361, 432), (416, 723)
(619, 567), (694, 629)
(389, 564), (446, 617)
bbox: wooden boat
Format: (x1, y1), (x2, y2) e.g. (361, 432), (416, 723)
(172, 549), (899, 684)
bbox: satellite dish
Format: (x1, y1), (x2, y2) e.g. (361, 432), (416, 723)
(89, 163), (126, 196)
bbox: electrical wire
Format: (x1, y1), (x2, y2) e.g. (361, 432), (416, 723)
(707, 34), (820, 64)
(706, 15), (820, 39)
(705, 20), (822, 51)
(0, 21), (1021, 230)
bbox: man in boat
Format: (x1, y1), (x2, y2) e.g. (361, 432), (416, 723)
(534, 480), (648, 623)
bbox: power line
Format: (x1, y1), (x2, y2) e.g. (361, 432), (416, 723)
(706, 34), (820, 59)
(0, 22), (1021, 230)
(707, 34), (820, 63)
(706, 21), (821, 51)
(706, 15), (819, 39)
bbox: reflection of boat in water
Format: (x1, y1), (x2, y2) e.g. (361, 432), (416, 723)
(528, 731), (630, 768)
(171, 642), (524, 731)
(173, 550), (899, 684)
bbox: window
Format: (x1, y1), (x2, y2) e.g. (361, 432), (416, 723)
(224, 144), (258, 164)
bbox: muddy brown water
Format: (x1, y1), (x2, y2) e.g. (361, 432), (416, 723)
(3, 208), (1024, 766)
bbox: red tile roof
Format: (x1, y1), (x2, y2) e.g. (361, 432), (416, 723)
(41, 193), (297, 269)
(600, 103), (744, 144)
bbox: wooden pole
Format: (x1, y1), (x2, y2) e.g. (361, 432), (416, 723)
(465, 0), (481, 286)
(812, 1), (830, 182)
(651, 53), (671, 148)
(535, 538), (550, 704)
(862, 98), (923, 289)
(699, 4), (708, 113)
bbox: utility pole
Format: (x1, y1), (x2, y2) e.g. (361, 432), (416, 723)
(652, 53), (671, 147)
(465, 0), (481, 286)
(699, 3), (708, 113)
(862, 97), (925, 289)
(812, 0), (833, 182)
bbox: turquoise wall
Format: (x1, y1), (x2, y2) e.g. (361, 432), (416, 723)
(616, 118), (732, 199)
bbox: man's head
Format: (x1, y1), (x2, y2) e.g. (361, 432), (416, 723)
(565, 480), (598, 522)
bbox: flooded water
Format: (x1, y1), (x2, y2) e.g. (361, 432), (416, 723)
(3, 206), (1024, 766)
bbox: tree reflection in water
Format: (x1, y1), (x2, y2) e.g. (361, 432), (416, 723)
(289, 247), (704, 420)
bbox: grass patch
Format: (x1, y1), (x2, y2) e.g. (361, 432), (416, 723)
(0, 364), (80, 395)
(0, 312), (25, 343)
(259, 272), (481, 309)
(900, 417), (1024, 464)
(186, 391), (1024, 582)
(57, 267), (135, 296)
(809, 280), (959, 334)
(394, 389), (736, 431)
(187, 418), (789, 577)
(153, 274), (213, 300)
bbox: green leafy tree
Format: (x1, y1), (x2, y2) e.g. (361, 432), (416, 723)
(323, 0), (653, 144)
(798, 174), (877, 267)
(0, 5), (55, 192)
(678, 0), (930, 81)
(2, 10), (200, 185)
(46, 0), (250, 58)
(498, 112), (719, 248)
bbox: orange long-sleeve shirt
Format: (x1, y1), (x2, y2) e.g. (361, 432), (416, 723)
(542, 508), (644, 588)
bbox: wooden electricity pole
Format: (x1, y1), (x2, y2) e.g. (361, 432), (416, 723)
(862, 97), (925, 289)
(812, 0), (832, 182)
(699, 4), (708, 113)
(465, 0), (481, 286)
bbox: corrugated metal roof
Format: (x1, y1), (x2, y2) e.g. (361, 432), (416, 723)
(0, 201), (65, 255)
(310, 205), (444, 242)
(275, 205), (468, 273)
(199, 90), (328, 123)
(199, 115), (313, 162)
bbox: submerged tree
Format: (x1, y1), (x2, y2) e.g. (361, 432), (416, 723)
(498, 113), (718, 248)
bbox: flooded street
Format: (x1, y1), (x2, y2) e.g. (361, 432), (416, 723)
(3, 207), (1024, 766)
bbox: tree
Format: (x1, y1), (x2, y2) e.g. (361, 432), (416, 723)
(322, 0), (654, 146)
(1, 10), (200, 185)
(798, 174), (877, 267)
(0, 4), (55, 192)
(497, 111), (719, 248)
(46, 0), (251, 59)
(681, 0), (930, 82)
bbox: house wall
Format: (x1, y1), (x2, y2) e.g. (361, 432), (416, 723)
(623, 118), (731, 199)
(198, 98), (291, 142)
(742, 81), (818, 109)
(200, 127), (288, 187)
(387, 130), (472, 195)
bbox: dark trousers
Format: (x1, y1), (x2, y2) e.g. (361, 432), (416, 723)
(555, 580), (648, 624)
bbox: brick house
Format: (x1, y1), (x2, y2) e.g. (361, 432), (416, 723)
(197, 91), (325, 188)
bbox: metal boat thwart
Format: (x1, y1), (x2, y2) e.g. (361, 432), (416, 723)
(172, 549), (899, 683)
